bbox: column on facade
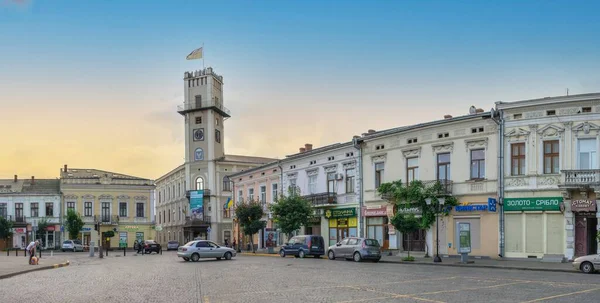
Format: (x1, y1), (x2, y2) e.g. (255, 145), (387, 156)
(562, 190), (574, 260)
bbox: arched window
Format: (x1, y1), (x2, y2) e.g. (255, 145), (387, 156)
(223, 176), (232, 191)
(196, 177), (204, 190)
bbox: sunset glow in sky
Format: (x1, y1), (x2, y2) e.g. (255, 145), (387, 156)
(1, 0), (600, 180)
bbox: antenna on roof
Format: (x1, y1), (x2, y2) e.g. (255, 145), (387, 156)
(566, 88), (569, 96)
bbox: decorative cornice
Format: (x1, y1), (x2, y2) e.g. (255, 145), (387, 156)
(64, 194), (78, 200)
(464, 138), (488, 151)
(81, 194), (95, 200)
(573, 122), (600, 136)
(537, 124), (565, 138)
(505, 127), (531, 138)
(324, 164), (338, 173)
(371, 153), (387, 162)
(117, 195), (131, 200)
(306, 168), (319, 177)
(401, 147), (421, 158)
(287, 172), (298, 180)
(98, 194), (114, 200)
(342, 161), (356, 170)
(134, 196), (147, 201)
(431, 142), (454, 154)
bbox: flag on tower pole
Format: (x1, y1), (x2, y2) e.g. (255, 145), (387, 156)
(186, 47), (203, 60)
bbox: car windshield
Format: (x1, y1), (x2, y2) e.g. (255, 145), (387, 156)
(364, 239), (380, 247)
(73, 240), (82, 244)
(63, 241), (71, 244)
(168, 241), (178, 244)
(146, 240), (156, 244)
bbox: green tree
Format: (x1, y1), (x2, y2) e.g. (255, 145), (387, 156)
(270, 188), (314, 239)
(390, 213), (421, 259)
(378, 180), (458, 256)
(0, 216), (13, 246)
(65, 209), (85, 240)
(235, 201), (266, 253)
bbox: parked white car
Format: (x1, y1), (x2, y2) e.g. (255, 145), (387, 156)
(62, 240), (84, 252)
(177, 240), (236, 262)
(573, 254), (600, 273)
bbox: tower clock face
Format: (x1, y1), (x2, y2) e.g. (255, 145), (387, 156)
(193, 128), (204, 141)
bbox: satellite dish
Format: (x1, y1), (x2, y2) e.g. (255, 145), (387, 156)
(469, 106), (477, 114)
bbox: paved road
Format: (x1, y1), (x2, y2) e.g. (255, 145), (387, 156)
(0, 251), (599, 303)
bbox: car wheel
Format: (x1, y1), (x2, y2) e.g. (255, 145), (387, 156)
(191, 253), (200, 262)
(299, 250), (305, 258)
(373, 259), (380, 263)
(280, 250), (286, 258)
(328, 251), (335, 260)
(224, 252), (232, 260)
(217, 257), (222, 260)
(581, 262), (595, 274)
(183, 257), (190, 261)
(353, 252), (362, 262)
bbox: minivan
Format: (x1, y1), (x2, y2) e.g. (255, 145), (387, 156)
(279, 235), (325, 258)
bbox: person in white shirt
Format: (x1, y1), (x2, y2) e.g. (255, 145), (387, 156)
(26, 240), (39, 265)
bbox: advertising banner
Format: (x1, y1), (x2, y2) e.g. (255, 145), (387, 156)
(190, 190), (204, 219)
(504, 197), (562, 211)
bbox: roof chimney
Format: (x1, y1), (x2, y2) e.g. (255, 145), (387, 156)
(476, 108), (484, 113)
(368, 129), (376, 134)
(31, 176), (35, 185)
(299, 147), (306, 153)
(305, 144), (313, 151)
(14, 175), (17, 183)
(353, 135), (360, 140)
(64, 164), (68, 173)
(444, 114), (453, 119)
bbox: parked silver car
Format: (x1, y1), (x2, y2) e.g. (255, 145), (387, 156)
(327, 237), (381, 262)
(573, 253), (600, 273)
(177, 240), (236, 262)
(62, 240), (84, 252)
(167, 241), (179, 251)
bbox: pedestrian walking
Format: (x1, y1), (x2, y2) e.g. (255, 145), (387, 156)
(26, 240), (39, 265)
(224, 238), (229, 248)
(232, 238), (237, 250)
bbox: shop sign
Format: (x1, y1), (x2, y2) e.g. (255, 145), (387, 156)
(362, 206), (387, 217)
(455, 204), (488, 212)
(120, 225), (139, 232)
(388, 224), (396, 235)
(488, 198), (497, 212)
(46, 226), (55, 231)
(571, 200), (597, 212)
(504, 197), (562, 211)
(12, 228), (25, 233)
(396, 206), (421, 215)
(82, 227), (92, 231)
(324, 208), (356, 219)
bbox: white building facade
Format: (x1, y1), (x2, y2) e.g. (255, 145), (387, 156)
(0, 176), (61, 249)
(497, 93), (600, 261)
(281, 142), (362, 247)
(360, 110), (500, 257)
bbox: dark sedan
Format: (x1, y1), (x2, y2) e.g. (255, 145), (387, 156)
(142, 240), (161, 254)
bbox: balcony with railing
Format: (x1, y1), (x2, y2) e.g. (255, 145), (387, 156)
(184, 215), (211, 227)
(302, 192), (337, 207)
(560, 169), (600, 188)
(223, 209), (232, 219)
(95, 215), (119, 225)
(177, 99), (231, 118)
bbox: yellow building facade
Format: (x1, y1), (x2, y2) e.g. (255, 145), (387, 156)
(60, 165), (155, 249)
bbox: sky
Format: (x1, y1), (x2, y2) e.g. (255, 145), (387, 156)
(1, 0), (600, 180)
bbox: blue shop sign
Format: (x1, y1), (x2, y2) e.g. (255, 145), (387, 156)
(488, 198), (497, 212)
(82, 227), (92, 231)
(455, 204), (488, 212)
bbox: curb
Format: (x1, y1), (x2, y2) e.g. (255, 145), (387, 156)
(379, 260), (576, 273)
(0, 260), (70, 280)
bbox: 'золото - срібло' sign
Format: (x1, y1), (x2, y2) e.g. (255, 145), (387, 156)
(503, 197), (562, 211)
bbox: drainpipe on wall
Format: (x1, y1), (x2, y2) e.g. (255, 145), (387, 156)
(353, 137), (365, 238)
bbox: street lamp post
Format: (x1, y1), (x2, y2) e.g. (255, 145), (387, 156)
(426, 198), (445, 263)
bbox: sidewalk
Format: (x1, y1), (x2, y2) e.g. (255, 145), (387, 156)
(380, 254), (576, 273)
(239, 251), (577, 273)
(0, 254), (70, 280)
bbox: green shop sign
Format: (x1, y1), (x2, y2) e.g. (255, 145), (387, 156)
(325, 208), (356, 219)
(504, 197), (562, 211)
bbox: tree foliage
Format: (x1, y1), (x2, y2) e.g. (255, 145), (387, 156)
(235, 201), (266, 253)
(65, 209), (85, 240)
(390, 213), (420, 258)
(0, 216), (13, 242)
(270, 188), (313, 238)
(377, 180), (458, 229)
(37, 218), (50, 237)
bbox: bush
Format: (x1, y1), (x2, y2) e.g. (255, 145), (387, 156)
(402, 256), (415, 262)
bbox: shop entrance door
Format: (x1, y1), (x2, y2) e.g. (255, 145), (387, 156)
(575, 216), (587, 257)
(587, 217), (598, 255)
(337, 228), (349, 242)
(402, 229), (426, 252)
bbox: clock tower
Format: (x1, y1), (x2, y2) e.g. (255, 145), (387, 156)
(178, 67), (229, 165)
